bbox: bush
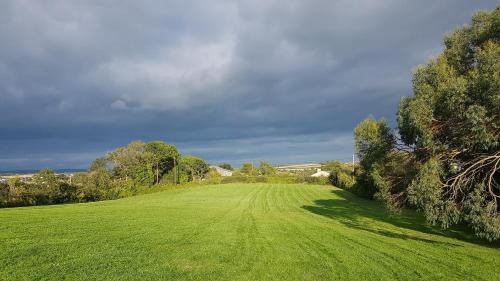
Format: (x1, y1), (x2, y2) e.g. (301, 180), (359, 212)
(304, 176), (329, 185)
(205, 168), (223, 184)
(52, 183), (78, 204)
(0, 183), (7, 207)
(331, 172), (354, 189)
(219, 175), (330, 185)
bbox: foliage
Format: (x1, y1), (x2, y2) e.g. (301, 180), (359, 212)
(0, 183), (7, 206)
(162, 167), (189, 185)
(180, 155), (209, 182)
(205, 168), (223, 184)
(73, 168), (114, 201)
(372, 151), (418, 212)
(145, 141), (180, 184)
(89, 157), (108, 172)
(219, 175), (330, 185)
(3, 177), (28, 206)
(349, 6), (500, 241)
(354, 117), (394, 171)
(329, 171), (354, 190)
(102, 140), (180, 186)
(0, 140), (208, 208)
(395, 7), (500, 240)
(324, 161), (354, 189)
(353, 117), (394, 198)
(218, 163), (233, 171)
(238, 162), (257, 176)
(322, 160), (352, 172)
(107, 141), (143, 178)
(257, 161), (276, 176)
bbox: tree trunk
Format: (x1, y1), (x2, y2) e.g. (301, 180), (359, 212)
(173, 157), (177, 185)
(156, 163), (159, 184)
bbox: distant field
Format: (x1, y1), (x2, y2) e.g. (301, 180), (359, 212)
(1, 183), (499, 280)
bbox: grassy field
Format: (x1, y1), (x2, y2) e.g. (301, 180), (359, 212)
(1, 183), (499, 280)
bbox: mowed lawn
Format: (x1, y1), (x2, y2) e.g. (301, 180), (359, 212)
(1, 184), (499, 280)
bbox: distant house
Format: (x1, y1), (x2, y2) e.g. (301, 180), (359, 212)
(210, 166), (233, 177)
(1, 174), (36, 183)
(311, 168), (330, 177)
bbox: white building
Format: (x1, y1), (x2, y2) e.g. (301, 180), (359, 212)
(311, 168), (330, 177)
(210, 166), (233, 177)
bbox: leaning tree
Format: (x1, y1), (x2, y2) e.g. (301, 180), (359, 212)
(397, 6), (499, 240)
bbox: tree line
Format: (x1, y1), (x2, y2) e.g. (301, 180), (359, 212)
(0, 147), (333, 208)
(349, 7), (499, 241)
(0, 141), (211, 207)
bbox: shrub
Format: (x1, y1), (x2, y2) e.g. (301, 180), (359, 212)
(205, 168), (223, 184)
(336, 172), (354, 189)
(219, 175), (330, 185)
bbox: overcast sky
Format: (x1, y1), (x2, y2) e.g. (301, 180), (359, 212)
(0, 0), (497, 170)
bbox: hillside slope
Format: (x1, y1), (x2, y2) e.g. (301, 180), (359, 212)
(0, 183), (499, 280)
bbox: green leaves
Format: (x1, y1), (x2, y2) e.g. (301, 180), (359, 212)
(353, 117), (396, 199)
(464, 183), (500, 241)
(356, 6), (500, 240)
(180, 155), (209, 181)
(354, 117), (393, 170)
(146, 141), (180, 184)
(257, 161), (276, 176)
(407, 158), (445, 224)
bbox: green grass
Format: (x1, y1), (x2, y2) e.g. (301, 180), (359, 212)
(1, 183), (499, 280)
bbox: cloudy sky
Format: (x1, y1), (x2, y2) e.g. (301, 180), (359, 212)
(0, 0), (497, 170)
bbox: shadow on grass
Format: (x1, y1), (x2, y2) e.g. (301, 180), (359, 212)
(302, 188), (500, 248)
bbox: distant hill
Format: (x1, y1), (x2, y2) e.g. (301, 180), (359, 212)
(0, 168), (86, 176)
(275, 163), (321, 171)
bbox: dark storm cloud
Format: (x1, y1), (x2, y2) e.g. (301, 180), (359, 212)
(0, 0), (497, 169)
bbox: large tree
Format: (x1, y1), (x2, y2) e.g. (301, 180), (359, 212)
(257, 161), (276, 176)
(180, 155), (209, 181)
(353, 117), (394, 198)
(145, 141), (180, 184)
(396, 7), (500, 240)
(107, 141), (149, 182)
(239, 162), (257, 176)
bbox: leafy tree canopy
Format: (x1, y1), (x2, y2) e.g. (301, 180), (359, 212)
(397, 7), (500, 240)
(180, 155), (209, 181)
(352, 6), (500, 241)
(218, 163), (233, 171)
(146, 141), (180, 184)
(354, 117), (394, 171)
(239, 162), (257, 176)
(257, 161), (276, 176)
